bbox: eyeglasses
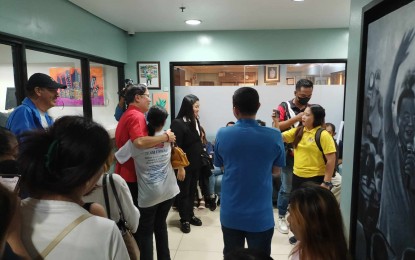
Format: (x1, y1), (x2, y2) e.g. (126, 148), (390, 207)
(140, 93), (150, 98)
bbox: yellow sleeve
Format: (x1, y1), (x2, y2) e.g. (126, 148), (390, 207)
(320, 131), (337, 154)
(282, 127), (297, 144)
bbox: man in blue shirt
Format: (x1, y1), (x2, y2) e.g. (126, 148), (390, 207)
(214, 87), (285, 256)
(7, 73), (66, 136)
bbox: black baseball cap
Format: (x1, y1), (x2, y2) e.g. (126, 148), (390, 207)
(26, 73), (67, 90)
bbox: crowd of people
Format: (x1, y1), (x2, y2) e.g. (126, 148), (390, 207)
(0, 73), (349, 260)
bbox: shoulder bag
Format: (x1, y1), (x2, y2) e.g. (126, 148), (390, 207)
(35, 214), (92, 260)
(171, 142), (190, 169)
(103, 173), (140, 260)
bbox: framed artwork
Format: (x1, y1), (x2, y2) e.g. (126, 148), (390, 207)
(286, 78), (295, 85)
(351, 1), (415, 260)
(137, 61), (161, 89)
(49, 67), (104, 106)
(264, 65), (280, 83)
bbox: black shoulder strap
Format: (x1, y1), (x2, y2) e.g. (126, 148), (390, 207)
(316, 128), (339, 177)
(109, 173), (127, 223)
(315, 128), (327, 164)
(102, 174), (111, 218)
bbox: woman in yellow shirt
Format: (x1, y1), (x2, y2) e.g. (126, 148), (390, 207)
(273, 104), (336, 192)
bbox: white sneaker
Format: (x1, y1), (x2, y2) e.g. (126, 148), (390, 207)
(277, 217), (289, 234)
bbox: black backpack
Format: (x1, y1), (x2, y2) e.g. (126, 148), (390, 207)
(315, 128), (339, 177)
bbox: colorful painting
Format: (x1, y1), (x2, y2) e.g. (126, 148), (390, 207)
(49, 67), (104, 106)
(152, 92), (169, 113)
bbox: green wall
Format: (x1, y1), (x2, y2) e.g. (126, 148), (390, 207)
(125, 29), (349, 88)
(0, 0), (128, 62)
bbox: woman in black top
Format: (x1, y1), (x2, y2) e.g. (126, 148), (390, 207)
(171, 94), (203, 233)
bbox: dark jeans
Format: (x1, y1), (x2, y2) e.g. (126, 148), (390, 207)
(135, 198), (174, 260)
(292, 174), (325, 192)
(221, 225), (274, 256)
(126, 181), (138, 207)
(177, 168), (200, 222)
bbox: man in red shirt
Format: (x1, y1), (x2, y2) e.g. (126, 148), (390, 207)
(115, 84), (175, 206)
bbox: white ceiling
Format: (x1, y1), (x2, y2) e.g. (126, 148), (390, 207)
(69, 0), (351, 33)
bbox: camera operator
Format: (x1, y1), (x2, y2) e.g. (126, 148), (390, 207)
(114, 79), (134, 121)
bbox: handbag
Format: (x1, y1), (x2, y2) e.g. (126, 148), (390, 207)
(103, 173), (140, 260)
(201, 149), (214, 169)
(171, 142), (190, 169)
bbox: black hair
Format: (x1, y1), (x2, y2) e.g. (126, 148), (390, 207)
(232, 87), (259, 116)
(292, 104), (326, 148)
(310, 104), (326, 128)
(176, 94), (200, 129)
(124, 84), (147, 105)
(325, 122), (336, 133)
(226, 121), (235, 126)
(0, 184), (16, 248)
(295, 79), (314, 91)
(18, 116), (111, 196)
(0, 127), (16, 158)
(147, 105), (169, 136)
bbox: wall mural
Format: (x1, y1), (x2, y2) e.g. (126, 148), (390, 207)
(354, 1), (415, 259)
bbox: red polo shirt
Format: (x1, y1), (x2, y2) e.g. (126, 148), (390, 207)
(115, 105), (148, 182)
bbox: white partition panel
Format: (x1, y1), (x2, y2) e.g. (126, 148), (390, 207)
(174, 85), (344, 141)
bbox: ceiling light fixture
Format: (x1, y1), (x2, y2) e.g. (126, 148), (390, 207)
(293, 0), (305, 2)
(185, 19), (202, 25)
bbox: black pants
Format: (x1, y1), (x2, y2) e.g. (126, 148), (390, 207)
(291, 174), (324, 193)
(135, 198), (174, 260)
(126, 181), (138, 207)
(199, 165), (212, 198)
(177, 168), (200, 222)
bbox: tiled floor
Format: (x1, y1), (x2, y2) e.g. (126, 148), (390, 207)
(159, 206), (293, 260)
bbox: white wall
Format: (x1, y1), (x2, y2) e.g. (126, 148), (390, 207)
(175, 85), (344, 141)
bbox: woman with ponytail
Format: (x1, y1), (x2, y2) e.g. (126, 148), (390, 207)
(273, 104), (337, 245)
(116, 105), (180, 260)
(273, 104), (336, 192)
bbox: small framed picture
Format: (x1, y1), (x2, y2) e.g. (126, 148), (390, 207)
(264, 65), (280, 83)
(286, 78), (295, 85)
(137, 61), (161, 89)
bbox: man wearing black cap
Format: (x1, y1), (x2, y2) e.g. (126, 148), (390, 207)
(6, 73), (67, 136)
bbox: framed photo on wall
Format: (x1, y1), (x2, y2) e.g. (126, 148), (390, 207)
(286, 77), (295, 85)
(137, 61), (161, 89)
(264, 65), (280, 83)
(351, 1), (415, 260)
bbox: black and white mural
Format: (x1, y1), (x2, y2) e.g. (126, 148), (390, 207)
(355, 1), (415, 259)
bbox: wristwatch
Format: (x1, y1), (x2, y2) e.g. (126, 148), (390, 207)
(322, 181), (333, 190)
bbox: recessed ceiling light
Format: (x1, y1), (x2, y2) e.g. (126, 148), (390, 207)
(185, 19), (202, 25)
(293, 0), (304, 2)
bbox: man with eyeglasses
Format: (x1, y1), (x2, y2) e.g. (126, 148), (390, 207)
(115, 84), (176, 207)
(272, 79), (313, 243)
(7, 73), (67, 136)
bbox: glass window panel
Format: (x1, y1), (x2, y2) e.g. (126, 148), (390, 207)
(175, 63), (346, 87)
(173, 62), (346, 141)
(26, 49), (83, 119)
(90, 62), (119, 134)
(0, 43), (15, 127)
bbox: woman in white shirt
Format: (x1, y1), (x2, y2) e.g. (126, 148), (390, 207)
(116, 105), (180, 260)
(18, 116), (129, 260)
(83, 170), (140, 232)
